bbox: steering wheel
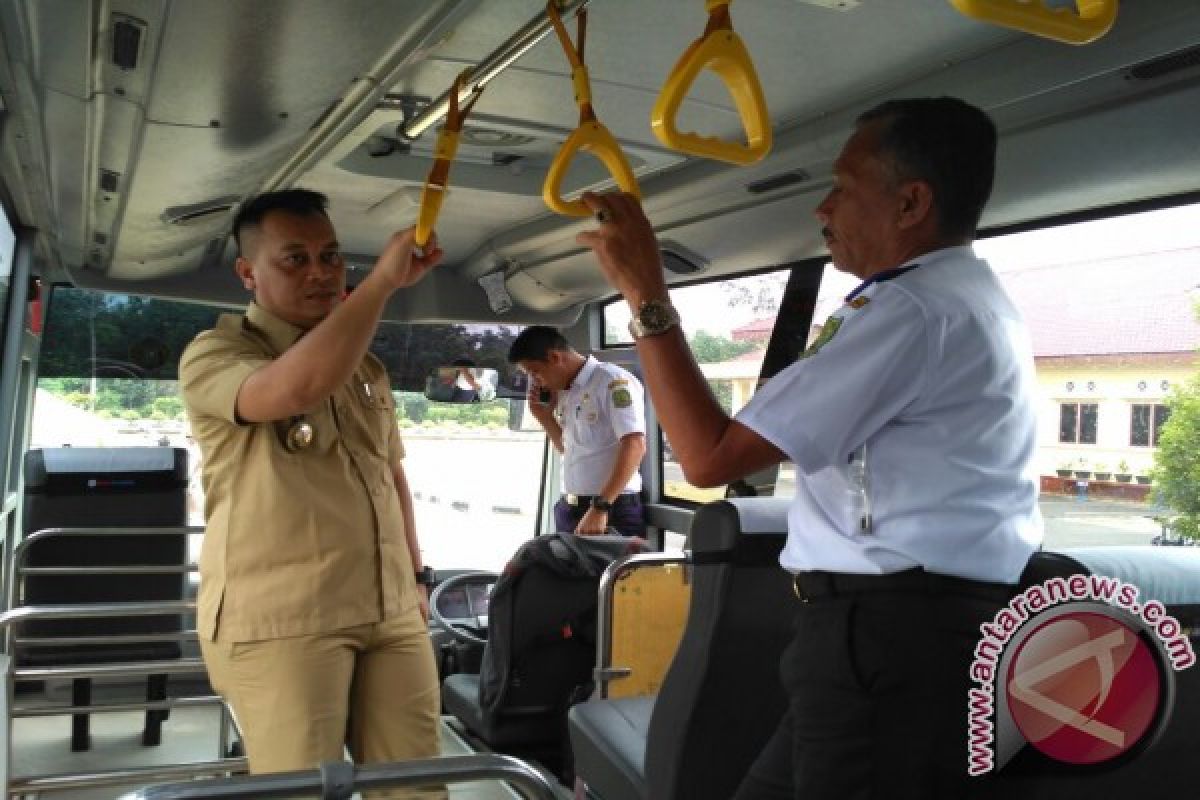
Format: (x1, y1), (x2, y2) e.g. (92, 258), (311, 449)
(429, 571), (498, 646)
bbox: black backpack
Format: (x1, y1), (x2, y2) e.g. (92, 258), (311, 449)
(479, 533), (649, 716)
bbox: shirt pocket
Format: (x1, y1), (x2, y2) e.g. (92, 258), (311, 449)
(353, 376), (396, 458)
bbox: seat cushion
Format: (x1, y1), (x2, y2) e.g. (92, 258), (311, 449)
(569, 695), (655, 800)
(442, 672), (563, 749)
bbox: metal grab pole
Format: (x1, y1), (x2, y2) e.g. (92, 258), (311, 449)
(400, 0), (590, 140)
(122, 754), (560, 800)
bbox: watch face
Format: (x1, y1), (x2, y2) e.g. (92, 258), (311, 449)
(636, 301), (677, 335)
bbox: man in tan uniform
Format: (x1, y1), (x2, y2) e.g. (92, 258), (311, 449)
(180, 189), (444, 794)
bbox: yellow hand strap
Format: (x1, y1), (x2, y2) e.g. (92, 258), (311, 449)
(948, 0), (1117, 45)
(651, 0), (771, 166)
(415, 71), (484, 247)
(543, 1), (641, 217)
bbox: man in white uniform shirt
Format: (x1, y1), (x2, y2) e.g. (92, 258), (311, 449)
(509, 326), (647, 537)
(576, 97), (1042, 798)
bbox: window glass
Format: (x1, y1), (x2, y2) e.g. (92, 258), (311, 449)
(974, 201), (1200, 548)
(1130, 403), (1151, 446)
(605, 271), (791, 503)
(32, 289), (544, 573)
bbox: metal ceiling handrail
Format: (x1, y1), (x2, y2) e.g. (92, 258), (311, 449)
(400, 0), (591, 140)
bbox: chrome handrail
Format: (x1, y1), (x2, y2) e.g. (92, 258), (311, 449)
(121, 754), (559, 800)
(594, 552), (690, 698)
(400, 0), (591, 140)
(8, 759), (248, 797)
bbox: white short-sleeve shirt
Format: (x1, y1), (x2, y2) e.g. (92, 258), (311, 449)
(559, 357), (646, 495)
(736, 246), (1043, 583)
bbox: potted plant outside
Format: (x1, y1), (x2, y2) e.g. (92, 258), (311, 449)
(1115, 460), (1132, 483)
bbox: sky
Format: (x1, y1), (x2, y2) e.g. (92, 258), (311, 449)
(608, 200), (1200, 339)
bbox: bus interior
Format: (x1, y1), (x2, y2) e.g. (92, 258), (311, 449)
(0, 0), (1199, 798)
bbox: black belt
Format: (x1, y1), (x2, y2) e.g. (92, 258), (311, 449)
(791, 568), (1015, 604)
(563, 493), (639, 507)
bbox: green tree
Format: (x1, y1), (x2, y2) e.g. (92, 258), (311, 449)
(688, 330), (759, 364)
(1152, 374), (1200, 540)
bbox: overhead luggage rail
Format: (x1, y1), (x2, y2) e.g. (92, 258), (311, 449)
(401, 0), (592, 140)
(948, 0), (1118, 45)
(121, 754), (559, 800)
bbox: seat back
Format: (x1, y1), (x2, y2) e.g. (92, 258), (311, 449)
(480, 533), (648, 718)
(645, 498), (792, 800)
(985, 546), (1200, 797)
(18, 447), (189, 665)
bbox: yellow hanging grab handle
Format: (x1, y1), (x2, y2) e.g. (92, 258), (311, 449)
(544, 119), (640, 217)
(948, 0), (1117, 45)
(542, 2), (641, 218)
(651, 0), (771, 166)
(415, 71), (484, 247)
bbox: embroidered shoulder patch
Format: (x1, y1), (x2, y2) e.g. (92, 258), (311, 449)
(612, 388), (633, 408)
(848, 296), (870, 309)
(798, 316), (843, 360)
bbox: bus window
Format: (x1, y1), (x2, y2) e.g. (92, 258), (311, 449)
(606, 269), (790, 504)
(780, 202), (1200, 544)
(382, 323), (546, 573)
(34, 291), (545, 572)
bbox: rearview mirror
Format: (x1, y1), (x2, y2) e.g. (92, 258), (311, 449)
(424, 366), (499, 403)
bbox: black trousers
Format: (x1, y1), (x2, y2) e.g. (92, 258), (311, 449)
(732, 584), (1007, 800)
(553, 495), (646, 538)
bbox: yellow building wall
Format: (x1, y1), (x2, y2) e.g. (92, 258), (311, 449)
(1035, 361), (1197, 477)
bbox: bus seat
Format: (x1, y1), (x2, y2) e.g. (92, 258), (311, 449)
(18, 446), (190, 751)
(983, 545), (1200, 797)
(569, 498), (792, 800)
(442, 533), (646, 761)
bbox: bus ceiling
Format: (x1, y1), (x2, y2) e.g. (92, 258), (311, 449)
(0, 1), (1197, 322)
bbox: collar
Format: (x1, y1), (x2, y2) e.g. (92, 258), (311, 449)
(245, 302), (307, 354)
(568, 355), (599, 392)
(843, 245), (974, 303)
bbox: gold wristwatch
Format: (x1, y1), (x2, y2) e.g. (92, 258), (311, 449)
(627, 298), (680, 339)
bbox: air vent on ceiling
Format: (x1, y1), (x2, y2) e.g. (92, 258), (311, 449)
(111, 15), (146, 71)
(746, 169), (812, 195)
(162, 196), (239, 226)
(99, 170), (121, 193)
(460, 127), (536, 148)
(660, 242), (708, 275)
(1126, 45), (1200, 82)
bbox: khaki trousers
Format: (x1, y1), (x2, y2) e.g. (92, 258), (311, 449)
(202, 606), (444, 799)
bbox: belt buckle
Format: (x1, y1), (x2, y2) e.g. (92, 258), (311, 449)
(791, 574), (810, 604)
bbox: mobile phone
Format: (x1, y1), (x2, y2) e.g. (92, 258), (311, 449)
(538, 388), (552, 405)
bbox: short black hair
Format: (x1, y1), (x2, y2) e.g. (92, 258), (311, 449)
(507, 326), (570, 363)
(857, 97), (996, 241)
(232, 189), (330, 254)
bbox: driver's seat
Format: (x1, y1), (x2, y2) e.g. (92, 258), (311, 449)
(443, 534), (647, 750)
